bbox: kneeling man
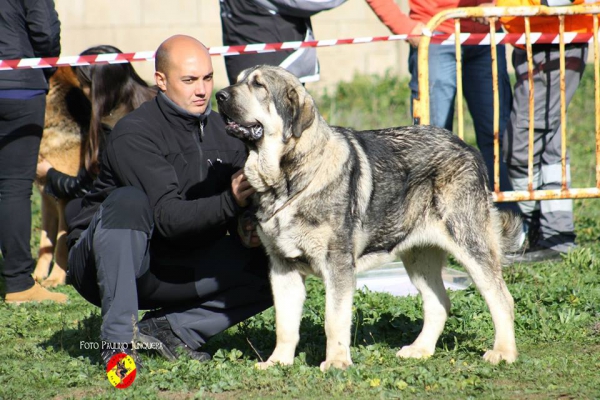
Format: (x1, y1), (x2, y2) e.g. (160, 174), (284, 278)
(66, 35), (271, 367)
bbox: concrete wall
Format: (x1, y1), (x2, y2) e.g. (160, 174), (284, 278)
(54, 0), (411, 93)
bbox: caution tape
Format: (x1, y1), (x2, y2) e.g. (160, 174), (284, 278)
(0, 32), (595, 70)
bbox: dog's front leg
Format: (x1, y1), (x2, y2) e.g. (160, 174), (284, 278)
(320, 256), (355, 371)
(244, 151), (269, 193)
(257, 259), (306, 370)
(33, 193), (59, 282)
(42, 199), (69, 287)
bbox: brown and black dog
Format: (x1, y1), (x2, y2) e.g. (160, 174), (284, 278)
(32, 67), (90, 287)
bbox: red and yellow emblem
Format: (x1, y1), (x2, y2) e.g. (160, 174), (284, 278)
(106, 353), (137, 389)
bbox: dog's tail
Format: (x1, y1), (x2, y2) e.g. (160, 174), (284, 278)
(496, 210), (524, 256)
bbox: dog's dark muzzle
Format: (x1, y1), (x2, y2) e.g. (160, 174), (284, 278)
(216, 89), (264, 142)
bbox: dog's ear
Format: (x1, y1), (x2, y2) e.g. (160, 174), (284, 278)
(284, 86), (315, 142)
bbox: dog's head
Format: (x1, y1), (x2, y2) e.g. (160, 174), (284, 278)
(216, 65), (316, 145)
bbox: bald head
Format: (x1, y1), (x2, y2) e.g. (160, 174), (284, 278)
(155, 35), (209, 74)
(154, 34), (214, 115)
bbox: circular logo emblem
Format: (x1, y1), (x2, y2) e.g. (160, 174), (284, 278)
(106, 353), (137, 389)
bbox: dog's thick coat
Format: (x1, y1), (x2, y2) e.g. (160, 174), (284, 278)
(33, 67), (89, 287)
(216, 65), (522, 370)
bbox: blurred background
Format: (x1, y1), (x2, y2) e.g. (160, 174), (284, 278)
(53, 0), (411, 93)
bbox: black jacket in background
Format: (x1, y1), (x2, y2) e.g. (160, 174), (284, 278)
(67, 93), (247, 262)
(220, 0), (312, 84)
(0, 0), (61, 91)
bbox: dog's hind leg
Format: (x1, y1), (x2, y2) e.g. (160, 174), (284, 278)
(397, 246), (450, 360)
(320, 255), (355, 371)
(448, 219), (518, 364)
(42, 200), (69, 288)
(257, 258), (306, 370)
(33, 194), (58, 283)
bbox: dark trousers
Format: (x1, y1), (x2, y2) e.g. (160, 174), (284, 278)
(68, 187), (272, 349)
(0, 95), (45, 293)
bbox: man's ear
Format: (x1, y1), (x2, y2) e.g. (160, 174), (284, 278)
(155, 71), (167, 91)
(284, 86), (315, 142)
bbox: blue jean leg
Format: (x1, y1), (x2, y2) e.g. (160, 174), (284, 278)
(409, 44), (457, 130)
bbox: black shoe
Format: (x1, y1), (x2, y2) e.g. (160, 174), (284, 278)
(136, 316), (211, 362)
(505, 244), (564, 264)
(101, 343), (143, 372)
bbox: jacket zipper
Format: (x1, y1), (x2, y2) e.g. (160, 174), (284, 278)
(193, 121), (204, 176)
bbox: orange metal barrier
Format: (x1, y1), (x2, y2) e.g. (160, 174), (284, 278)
(412, 5), (600, 203)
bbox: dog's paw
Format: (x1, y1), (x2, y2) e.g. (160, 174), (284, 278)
(483, 349), (517, 364)
(32, 270), (48, 283)
(396, 345), (433, 360)
(319, 359), (352, 372)
(255, 360), (275, 370)
(32, 259), (52, 283)
(41, 277), (65, 288)
(255, 358), (293, 370)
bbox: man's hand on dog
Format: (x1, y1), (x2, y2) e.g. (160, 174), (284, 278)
(231, 170), (261, 247)
(231, 169), (255, 208)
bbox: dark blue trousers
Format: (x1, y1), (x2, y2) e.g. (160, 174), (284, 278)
(68, 187), (272, 349)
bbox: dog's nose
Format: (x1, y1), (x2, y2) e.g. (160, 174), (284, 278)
(216, 90), (230, 103)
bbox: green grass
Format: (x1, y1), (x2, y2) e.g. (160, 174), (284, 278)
(1, 69), (600, 399)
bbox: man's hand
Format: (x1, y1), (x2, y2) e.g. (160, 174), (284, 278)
(231, 169), (256, 208)
(36, 157), (53, 181)
(238, 211), (261, 248)
(409, 21), (426, 48)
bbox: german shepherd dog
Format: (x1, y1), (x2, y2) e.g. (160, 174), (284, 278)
(32, 67), (90, 287)
(216, 65), (522, 371)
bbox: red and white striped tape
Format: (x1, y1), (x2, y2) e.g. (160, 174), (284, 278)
(0, 32), (595, 70)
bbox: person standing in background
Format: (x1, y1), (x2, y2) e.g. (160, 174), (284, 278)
(366, 0), (521, 216)
(0, 0), (66, 303)
(499, 0), (598, 262)
(220, 0), (347, 85)
(37, 45), (157, 215)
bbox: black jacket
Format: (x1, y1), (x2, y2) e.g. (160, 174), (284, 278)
(0, 0), (61, 91)
(45, 125), (108, 200)
(220, 0), (317, 84)
(45, 166), (94, 200)
(67, 92), (247, 260)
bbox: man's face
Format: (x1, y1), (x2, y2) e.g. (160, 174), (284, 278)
(155, 51), (213, 114)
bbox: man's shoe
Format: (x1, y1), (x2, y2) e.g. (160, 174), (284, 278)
(505, 245), (564, 264)
(136, 316), (211, 362)
(101, 344), (143, 372)
(5, 282), (68, 304)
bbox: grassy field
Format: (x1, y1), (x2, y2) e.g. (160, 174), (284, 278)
(0, 69), (599, 399)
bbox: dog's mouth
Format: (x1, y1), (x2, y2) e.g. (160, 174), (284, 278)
(222, 114), (264, 141)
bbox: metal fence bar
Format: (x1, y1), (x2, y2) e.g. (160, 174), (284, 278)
(595, 15), (600, 190)
(414, 32), (432, 125)
(525, 17), (536, 193)
(455, 19), (465, 140)
(490, 17), (501, 194)
(559, 16), (568, 192)
(454, 18), (465, 139)
(415, 5), (600, 202)
(498, 187), (600, 201)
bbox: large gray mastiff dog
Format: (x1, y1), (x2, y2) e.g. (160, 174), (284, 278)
(216, 65), (522, 371)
